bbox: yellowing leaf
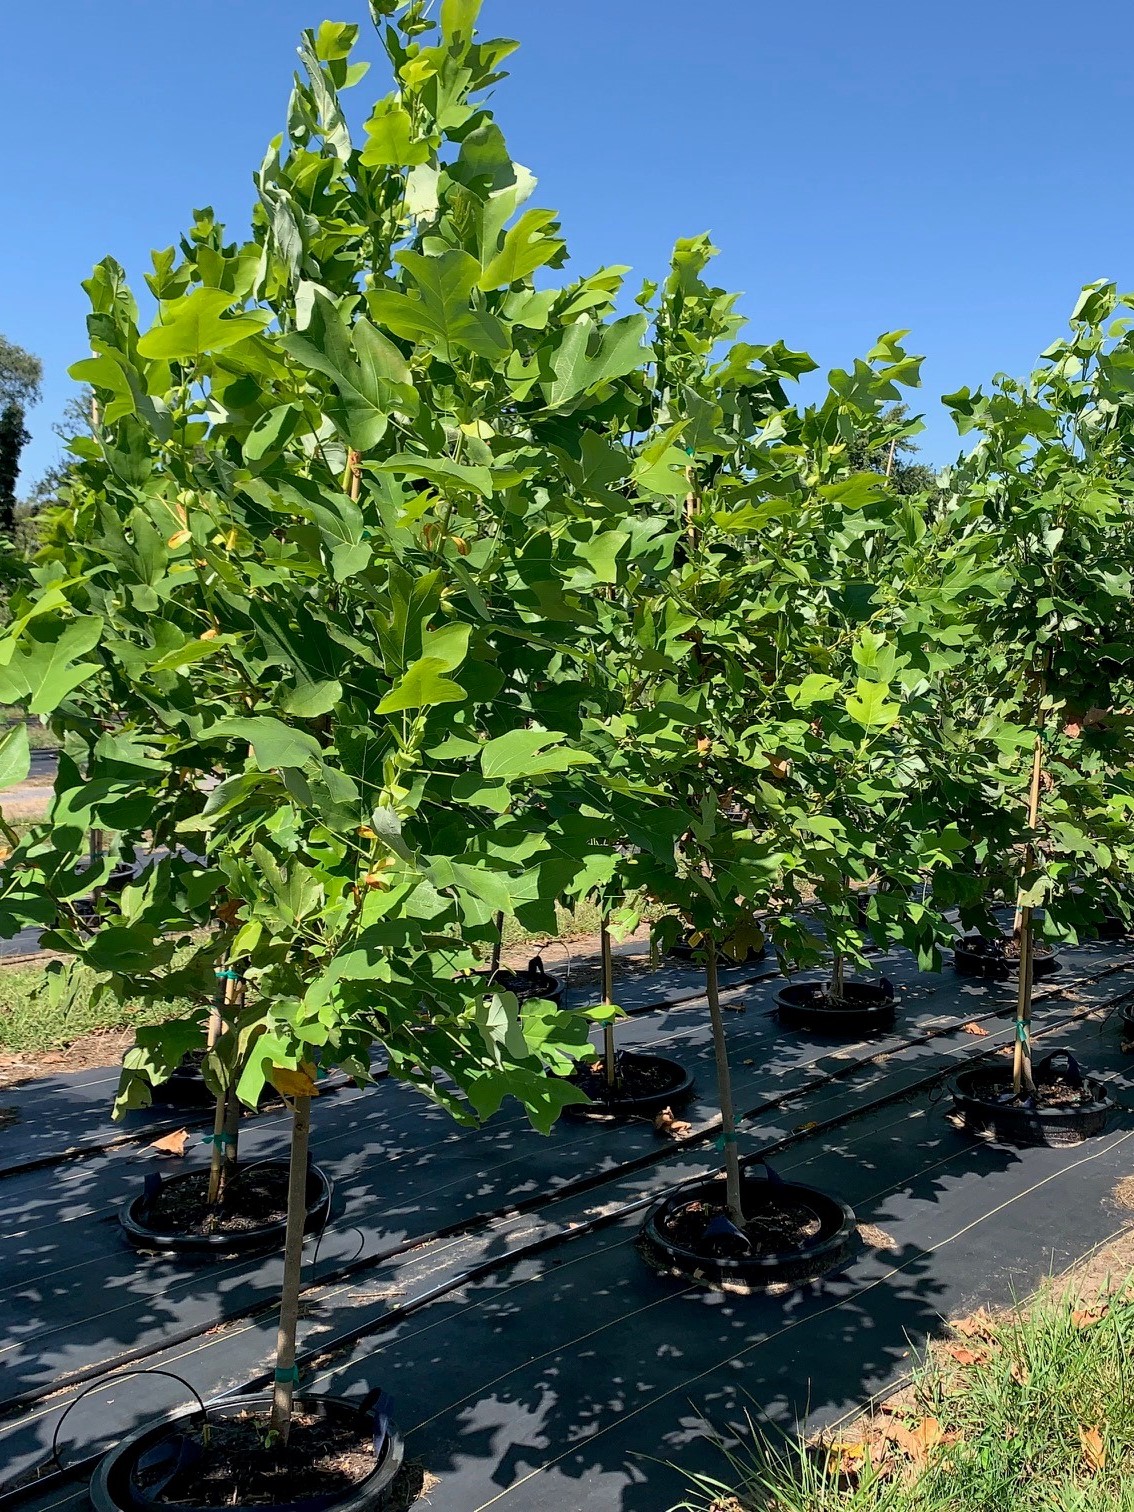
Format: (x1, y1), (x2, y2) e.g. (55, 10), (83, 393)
(268, 1063), (319, 1098)
(168, 529), (191, 549)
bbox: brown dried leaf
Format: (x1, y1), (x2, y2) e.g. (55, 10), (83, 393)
(961, 1021), (989, 1037)
(653, 1106), (692, 1139)
(1079, 1425), (1106, 1472)
(885, 1417), (944, 1471)
(149, 1127), (191, 1157)
(1009, 1360), (1030, 1386)
(953, 1310), (995, 1339)
(794, 1120), (820, 1133)
(1071, 1304), (1109, 1329)
(943, 1344), (988, 1367)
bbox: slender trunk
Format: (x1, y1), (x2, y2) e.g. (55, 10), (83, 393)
(830, 950), (845, 1004)
(489, 911), (505, 974)
(1012, 732), (1045, 1097)
(705, 935), (744, 1228)
(206, 973), (237, 1206)
(600, 914), (616, 1087)
(269, 1095), (312, 1442)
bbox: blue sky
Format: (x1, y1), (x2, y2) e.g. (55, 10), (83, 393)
(4, 0), (1133, 488)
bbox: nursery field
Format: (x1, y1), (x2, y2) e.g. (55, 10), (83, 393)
(2, 924), (1134, 1511)
(4, 2), (1134, 1510)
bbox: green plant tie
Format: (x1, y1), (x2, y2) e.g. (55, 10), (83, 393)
(273, 1365), (301, 1384)
(215, 968), (241, 981)
(1015, 1018), (1030, 1045)
(714, 1131), (738, 1151)
(202, 1132), (235, 1150)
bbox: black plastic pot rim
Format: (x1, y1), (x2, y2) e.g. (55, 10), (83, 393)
(119, 1160), (331, 1256)
(952, 1066), (1111, 1117)
(641, 1173), (856, 1281)
(89, 1391), (404, 1512)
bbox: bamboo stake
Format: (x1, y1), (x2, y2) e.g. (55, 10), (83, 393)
(1012, 732), (1045, 1096)
(347, 448), (362, 503)
(705, 933), (744, 1228)
(269, 1094), (312, 1442)
(600, 914), (616, 1088)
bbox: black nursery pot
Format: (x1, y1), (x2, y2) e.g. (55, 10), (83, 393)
(776, 978), (896, 1035)
(951, 1049), (1111, 1147)
(564, 1050), (694, 1120)
(952, 932), (1060, 981)
(145, 1052), (216, 1111)
(640, 1172), (856, 1289)
(120, 1159), (332, 1256)
(90, 1392), (404, 1512)
(484, 955), (564, 1009)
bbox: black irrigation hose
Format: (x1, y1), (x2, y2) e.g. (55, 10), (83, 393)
(50, 1370), (207, 1475)
(4, 946), (1133, 1478)
(4, 966), (1132, 1510)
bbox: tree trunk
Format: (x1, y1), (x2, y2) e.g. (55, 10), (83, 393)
(1012, 733), (1046, 1097)
(206, 973), (237, 1207)
(600, 914), (616, 1087)
(489, 910), (505, 973)
(705, 935), (744, 1228)
(269, 1095), (312, 1443)
(830, 950), (845, 1004)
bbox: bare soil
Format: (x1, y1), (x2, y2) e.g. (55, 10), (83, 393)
(142, 1409), (375, 1507)
(658, 1194), (822, 1260)
(0, 1025), (134, 1089)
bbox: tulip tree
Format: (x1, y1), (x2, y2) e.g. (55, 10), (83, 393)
(940, 280), (1134, 1093)
(0, 0), (661, 1440)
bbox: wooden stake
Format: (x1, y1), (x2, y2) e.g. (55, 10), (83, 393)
(600, 914), (616, 1088)
(347, 448), (362, 502)
(1012, 732), (1045, 1097)
(706, 934), (744, 1228)
(269, 1094), (312, 1442)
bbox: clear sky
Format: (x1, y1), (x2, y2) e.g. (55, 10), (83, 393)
(4, 0), (1133, 488)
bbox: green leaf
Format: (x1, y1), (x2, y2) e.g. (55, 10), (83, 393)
(789, 673), (841, 708)
(441, 0), (483, 40)
(378, 656), (467, 713)
(367, 249), (510, 363)
(282, 294), (415, 450)
(480, 729), (593, 781)
(844, 679), (901, 730)
(0, 723), (30, 789)
(210, 716), (323, 769)
(360, 97), (429, 167)
(479, 208), (565, 290)
(543, 314), (649, 407)
(137, 288), (271, 361)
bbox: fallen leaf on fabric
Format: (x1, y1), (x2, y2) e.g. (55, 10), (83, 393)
(794, 1121), (820, 1133)
(1080, 1425), (1106, 1472)
(653, 1106), (691, 1139)
(961, 1021), (989, 1036)
(149, 1128), (191, 1157)
(856, 1223), (897, 1249)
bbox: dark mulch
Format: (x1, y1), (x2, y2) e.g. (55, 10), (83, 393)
(975, 1075), (1099, 1110)
(572, 1054), (681, 1106)
(144, 1165), (290, 1238)
(657, 1194), (822, 1260)
(143, 1410), (375, 1508)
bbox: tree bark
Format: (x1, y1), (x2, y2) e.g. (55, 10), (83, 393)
(600, 914), (616, 1087)
(206, 973), (237, 1206)
(1012, 732), (1045, 1097)
(705, 935), (744, 1228)
(269, 1094), (312, 1442)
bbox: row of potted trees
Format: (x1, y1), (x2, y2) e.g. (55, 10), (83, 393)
(2, 2), (1134, 1506)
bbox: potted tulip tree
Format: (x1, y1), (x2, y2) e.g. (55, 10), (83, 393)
(0, 2), (670, 1504)
(573, 235), (859, 1285)
(943, 281), (1134, 1145)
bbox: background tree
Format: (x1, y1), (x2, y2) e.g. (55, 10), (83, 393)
(0, 335), (42, 538)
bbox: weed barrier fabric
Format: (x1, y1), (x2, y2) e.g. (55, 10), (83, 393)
(0, 944), (1132, 1504)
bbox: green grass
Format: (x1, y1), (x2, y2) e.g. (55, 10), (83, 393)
(0, 963), (174, 1055)
(0, 710), (58, 750)
(677, 1273), (1134, 1512)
